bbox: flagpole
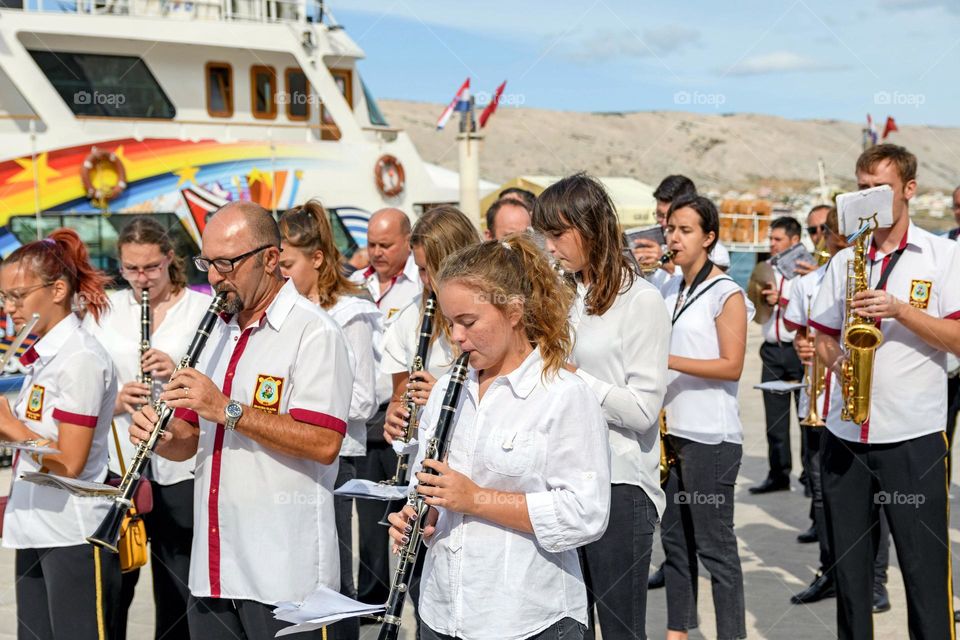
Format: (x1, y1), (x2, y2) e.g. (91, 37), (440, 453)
(458, 95), (482, 229)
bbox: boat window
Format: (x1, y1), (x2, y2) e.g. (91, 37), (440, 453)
(361, 77), (389, 127)
(206, 63), (233, 117)
(28, 51), (175, 119)
(284, 68), (310, 121)
(251, 65), (277, 119)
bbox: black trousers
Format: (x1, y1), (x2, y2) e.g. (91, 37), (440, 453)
(188, 595), (331, 640)
(333, 457), (359, 640)
(15, 544), (122, 640)
(821, 429), (953, 639)
(421, 617), (586, 640)
(661, 437), (746, 640)
(581, 484), (657, 640)
(947, 373), (960, 478)
(759, 341), (803, 483)
(355, 441), (402, 604)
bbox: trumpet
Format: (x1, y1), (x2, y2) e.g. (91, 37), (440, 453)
(377, 352), (471, 640)
(840, 215), (883, 425)
(88, 293), (225, 552)
(799, 302), (826, 428)
(384, 292), (437, 486)
(137, 290), (152, 391)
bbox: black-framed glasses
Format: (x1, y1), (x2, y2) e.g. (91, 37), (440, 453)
(194, 244), (275, 274)
(0, 282), (52, 307)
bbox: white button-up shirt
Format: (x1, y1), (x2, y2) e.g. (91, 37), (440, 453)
(411, 349), (610, 640)
(381, 297), (454, 380)
(2, 314), (118, 549)
(174, 280), (353, 604)
(810, 222), (960, 443)
(783, 266), (833, 421)
(85, 287), (213, 485)
(351, 253), (422, 404)
(660, 274), (751, 445)
(570, 276), (670, 517)
(327, 295), (382, 456)
(761, 268), (797, 344)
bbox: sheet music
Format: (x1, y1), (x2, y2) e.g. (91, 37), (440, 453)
(19, 472), (119, 498)
(753, 380), (805, 395)
(625, 224), (666, 246)
(770, 243), (814, 280)
(391, 438), (419, 456)
(333, 479), (408, 501)
(0, 440), (61, 455)
(273, 586), (385, 636)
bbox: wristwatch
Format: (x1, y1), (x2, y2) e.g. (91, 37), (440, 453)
(224, 401), (243, 431)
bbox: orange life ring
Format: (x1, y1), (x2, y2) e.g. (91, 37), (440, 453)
(374, 155), (405, 198)
(81, 146), (127, 205)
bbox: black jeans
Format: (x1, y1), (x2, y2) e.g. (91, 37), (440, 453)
(144, 478), (195, 640)
(821, 429), (953, 639)
(581, 483), (657, 640)
(15, 544), (122, 640)
(421, 617), (586, 640)
(661, 437), (746, 640)
(759, 341), (803, 483)
(188, 595), (342, 640)
(333, 457), (359, 640)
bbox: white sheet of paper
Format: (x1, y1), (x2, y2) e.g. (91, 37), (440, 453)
(333, 478), (408, 501)
(836, 185), (894, 236)
(19, 472), (119, 498)
(753, 380), (805, 395)
(391, 438), (419, 456)
(0, 441), (61, 455)
(273, 586), (385, 636)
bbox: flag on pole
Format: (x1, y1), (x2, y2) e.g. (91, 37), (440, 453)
(866, 114), (878, 146)
(436, 78), (471, 130)
(881, 116), (899, 140)
(479, 81), (507, 129)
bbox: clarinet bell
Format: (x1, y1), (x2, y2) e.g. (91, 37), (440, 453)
(86, 500), (128, 553)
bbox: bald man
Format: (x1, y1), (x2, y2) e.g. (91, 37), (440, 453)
(349, 207), (422, 609)
(131, 201), (354, 639)
(484, 198), (532, 240)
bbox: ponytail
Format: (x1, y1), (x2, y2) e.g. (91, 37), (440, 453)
(5, 228), (112, 321)
(436, 233), (574, 377)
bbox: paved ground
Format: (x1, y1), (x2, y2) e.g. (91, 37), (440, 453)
(2, 323), (958, 639)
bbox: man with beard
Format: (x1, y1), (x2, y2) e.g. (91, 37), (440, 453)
(130, 201), (354, 639)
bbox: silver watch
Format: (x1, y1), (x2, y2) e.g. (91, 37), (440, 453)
(224, 401), (243, 431)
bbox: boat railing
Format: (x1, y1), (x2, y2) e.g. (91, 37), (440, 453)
(718, 212), (772, 251)
(6, 0), (326, 25)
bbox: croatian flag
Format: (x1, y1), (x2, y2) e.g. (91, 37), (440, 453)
(479, 80), (507, 129)
(436, 78), (470, 130)
(866, 114), (878, 146)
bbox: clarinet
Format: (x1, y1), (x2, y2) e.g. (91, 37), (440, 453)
(137, 289), (152, 389)
(377, 351), (471, 640)
(88, 292), (226, 553)
(385, 292), (437, 486)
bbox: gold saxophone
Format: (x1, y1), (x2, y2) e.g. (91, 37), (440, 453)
(658, 410), (676, 485)
(840, 215), (883, 425)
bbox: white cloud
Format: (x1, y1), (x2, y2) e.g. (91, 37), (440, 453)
(568, 25), (701, 62)
(878, 0), (959, 13)
(725, 51), (848, 76)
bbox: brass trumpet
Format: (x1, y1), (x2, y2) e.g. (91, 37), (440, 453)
(799, 302), (826, 428)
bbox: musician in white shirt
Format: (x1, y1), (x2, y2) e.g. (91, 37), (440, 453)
(533, 173), (670, 640)
(0, 229), (121, 640)
(387, 234), (611, 640)
(130, 202), (353, 639)
(279, 200), (382, 640)
(658, 195), (749, 640)
(85, 216), (213, 640)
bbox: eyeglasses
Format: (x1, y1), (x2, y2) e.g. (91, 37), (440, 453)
(806, 224), (825, 235)
(0, 282), (51, 307)
(120, 261), (166, 278)
(194, 244), (274, 274)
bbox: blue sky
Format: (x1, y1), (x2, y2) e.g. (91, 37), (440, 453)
(334, 0), (960, 126)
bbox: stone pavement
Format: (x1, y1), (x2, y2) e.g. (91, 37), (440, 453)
(2, 323), (958, 639)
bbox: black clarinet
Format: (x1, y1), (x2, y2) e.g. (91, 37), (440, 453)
(377, 351), (471, 640)
(137, 289), (152, 389)
(385, 292), (437, 486)
(88, 292), (226, 553)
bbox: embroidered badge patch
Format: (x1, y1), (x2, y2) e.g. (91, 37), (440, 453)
(25, 384), (45, 421)
(909, 279), (932, 309)
(252, 375), (283, 414)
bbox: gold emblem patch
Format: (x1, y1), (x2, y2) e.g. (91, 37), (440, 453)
(386, 307), (400, 319)
(909, 279), (932, 309)
(252, 375), (283, 414)
(25, 384), (44, 421)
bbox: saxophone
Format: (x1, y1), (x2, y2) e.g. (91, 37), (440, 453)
(840, 215), (883, 425)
